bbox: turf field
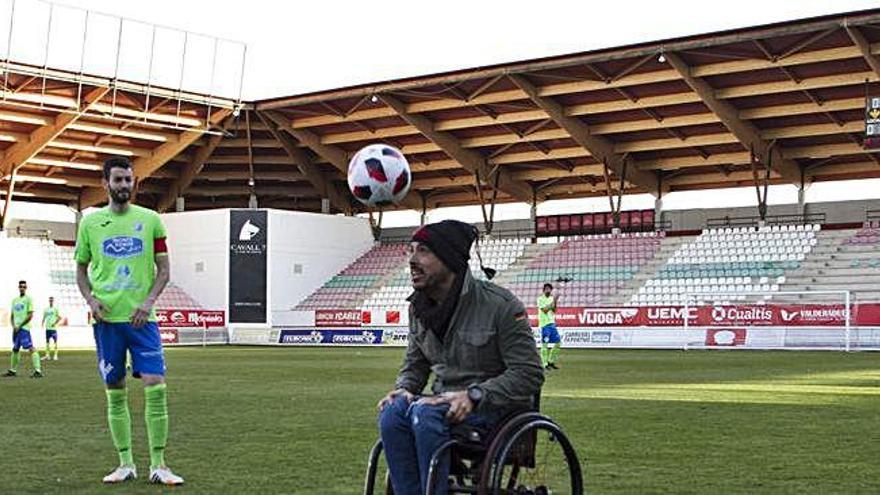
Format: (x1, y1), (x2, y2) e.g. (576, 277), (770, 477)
(1, 347), (878, 494)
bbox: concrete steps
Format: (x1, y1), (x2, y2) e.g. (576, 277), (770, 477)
(778, 228), (880, 303)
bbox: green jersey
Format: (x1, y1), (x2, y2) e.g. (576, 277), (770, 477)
(74, 204), (168, 323)
(537, 294), (556, 328)
(43, 307), (61, 330)
(11, 295), (33, 330)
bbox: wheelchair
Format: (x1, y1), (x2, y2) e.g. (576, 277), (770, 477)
(364, 396), (583, 495)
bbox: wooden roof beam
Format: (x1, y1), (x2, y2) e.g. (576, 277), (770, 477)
(256, 11), (880, 109)
(508, 73), (659, 196)
(0, 86), (109, 178)
(664, 52), (803, 185)
(262, 109), (421, 211)
(184, 185), (316, 197)
(79, 108), (233, 208)
(156, 115), (236, 212)
(257, 110), (353, 214)
(377, 93), (534, 203)
(845, 24), (880, 79)
(288, 43), (879, 130)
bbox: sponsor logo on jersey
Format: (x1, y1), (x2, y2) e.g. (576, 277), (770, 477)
(102, 236), (144, 258)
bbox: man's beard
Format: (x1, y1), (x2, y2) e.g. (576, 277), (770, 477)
(109, 188), (131, 204)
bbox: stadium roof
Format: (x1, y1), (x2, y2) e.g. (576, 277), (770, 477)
(5, 8), (880, 217)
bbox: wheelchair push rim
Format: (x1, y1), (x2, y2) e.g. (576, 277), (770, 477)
(486, 419), (584, 495)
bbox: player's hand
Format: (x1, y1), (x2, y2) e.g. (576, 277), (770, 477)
(130, 302), (153, 329)
(377, 388), (415, 411)
(87, 297), (108, 322)
(418, 391), (474, 424)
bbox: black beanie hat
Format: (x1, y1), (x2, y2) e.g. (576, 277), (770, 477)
(411, 220), (496, 279)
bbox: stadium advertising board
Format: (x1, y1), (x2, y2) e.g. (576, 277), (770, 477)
(278, 329), (384, 345)
(705, 328), (748, 346)
(866, 95), (880, 148)
(527, 303), (880, 327)
(159, 328), (179, 345)
(228, 210), (268, 324)
(315, 309), (365, 327)
(156, 309), (226, 328)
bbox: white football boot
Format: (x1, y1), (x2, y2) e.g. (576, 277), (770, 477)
(149, 466), (185, 485)
(102, 465), (137, 483)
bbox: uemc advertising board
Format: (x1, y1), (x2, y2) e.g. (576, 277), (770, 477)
(229, 210), (268, 324)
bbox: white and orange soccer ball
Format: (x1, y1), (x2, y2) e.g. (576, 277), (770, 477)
(347, 144), (411, 207)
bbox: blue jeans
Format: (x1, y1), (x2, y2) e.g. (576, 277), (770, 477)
(378, 395), (498, 495)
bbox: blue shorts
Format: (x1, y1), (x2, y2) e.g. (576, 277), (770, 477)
(541, 323), (561, 344)
(12, 329), (34, 351)
(45, 330), (58, 341)
(93, 322), (165, 385)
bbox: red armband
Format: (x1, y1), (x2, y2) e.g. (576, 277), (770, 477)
(154, 237), (168, 254)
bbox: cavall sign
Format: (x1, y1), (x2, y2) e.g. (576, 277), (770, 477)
(527, 304), (880, 327)
(155, 309), (226, 328)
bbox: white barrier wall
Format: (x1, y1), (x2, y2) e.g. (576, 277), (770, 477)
(161, 208), (375, 328)
(161, 210), (229, 310)
(269, 210), (374, 326)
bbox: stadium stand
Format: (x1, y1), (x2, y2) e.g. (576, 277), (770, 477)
(285, 219), (880, 311)
(295, 243), (409, 310)
(630, 225), (819, 305)
(500, 232), (666, 306)
(361, 237), (529, 311)
(775, 223), (880, 303)
(1, 236), (202, 325)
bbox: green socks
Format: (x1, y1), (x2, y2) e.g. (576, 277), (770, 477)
(9, 351), (20, 372)
(105, 384), (171, 469)
(548, 343), (561, 365)
(106, 389), (134, 466)
(144, 383), (169, 470)
(7, 351), (41, 373)
(541, 343), (561, 367)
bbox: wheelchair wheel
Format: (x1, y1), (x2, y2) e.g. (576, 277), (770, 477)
(486, 419), (583, 495)
(364, 440), (395, 495)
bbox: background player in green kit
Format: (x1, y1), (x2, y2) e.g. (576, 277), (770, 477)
(5, 280), (43, 378)
(75, 156), (183, 486)
(537, 282), (561, 370)
(42, 296), (61, 361)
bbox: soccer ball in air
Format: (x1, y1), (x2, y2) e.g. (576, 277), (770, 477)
(347, 144), (411, 207)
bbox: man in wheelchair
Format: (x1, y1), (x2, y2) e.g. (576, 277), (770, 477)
(376, 220), (545, 495)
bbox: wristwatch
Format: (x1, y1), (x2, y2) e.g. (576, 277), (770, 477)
(467, 384), (484, 404)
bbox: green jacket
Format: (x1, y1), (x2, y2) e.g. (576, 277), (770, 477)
(395, 272), (544, 413)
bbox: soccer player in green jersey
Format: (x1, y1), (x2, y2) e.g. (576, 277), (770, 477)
(537, 282), (561, 369)
(42, 296), (61, 361)
(5, 280), (43, 378)
(75, 156), (183, 486)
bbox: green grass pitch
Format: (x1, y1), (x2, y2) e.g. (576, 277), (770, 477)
(1, 347), (878, 494)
